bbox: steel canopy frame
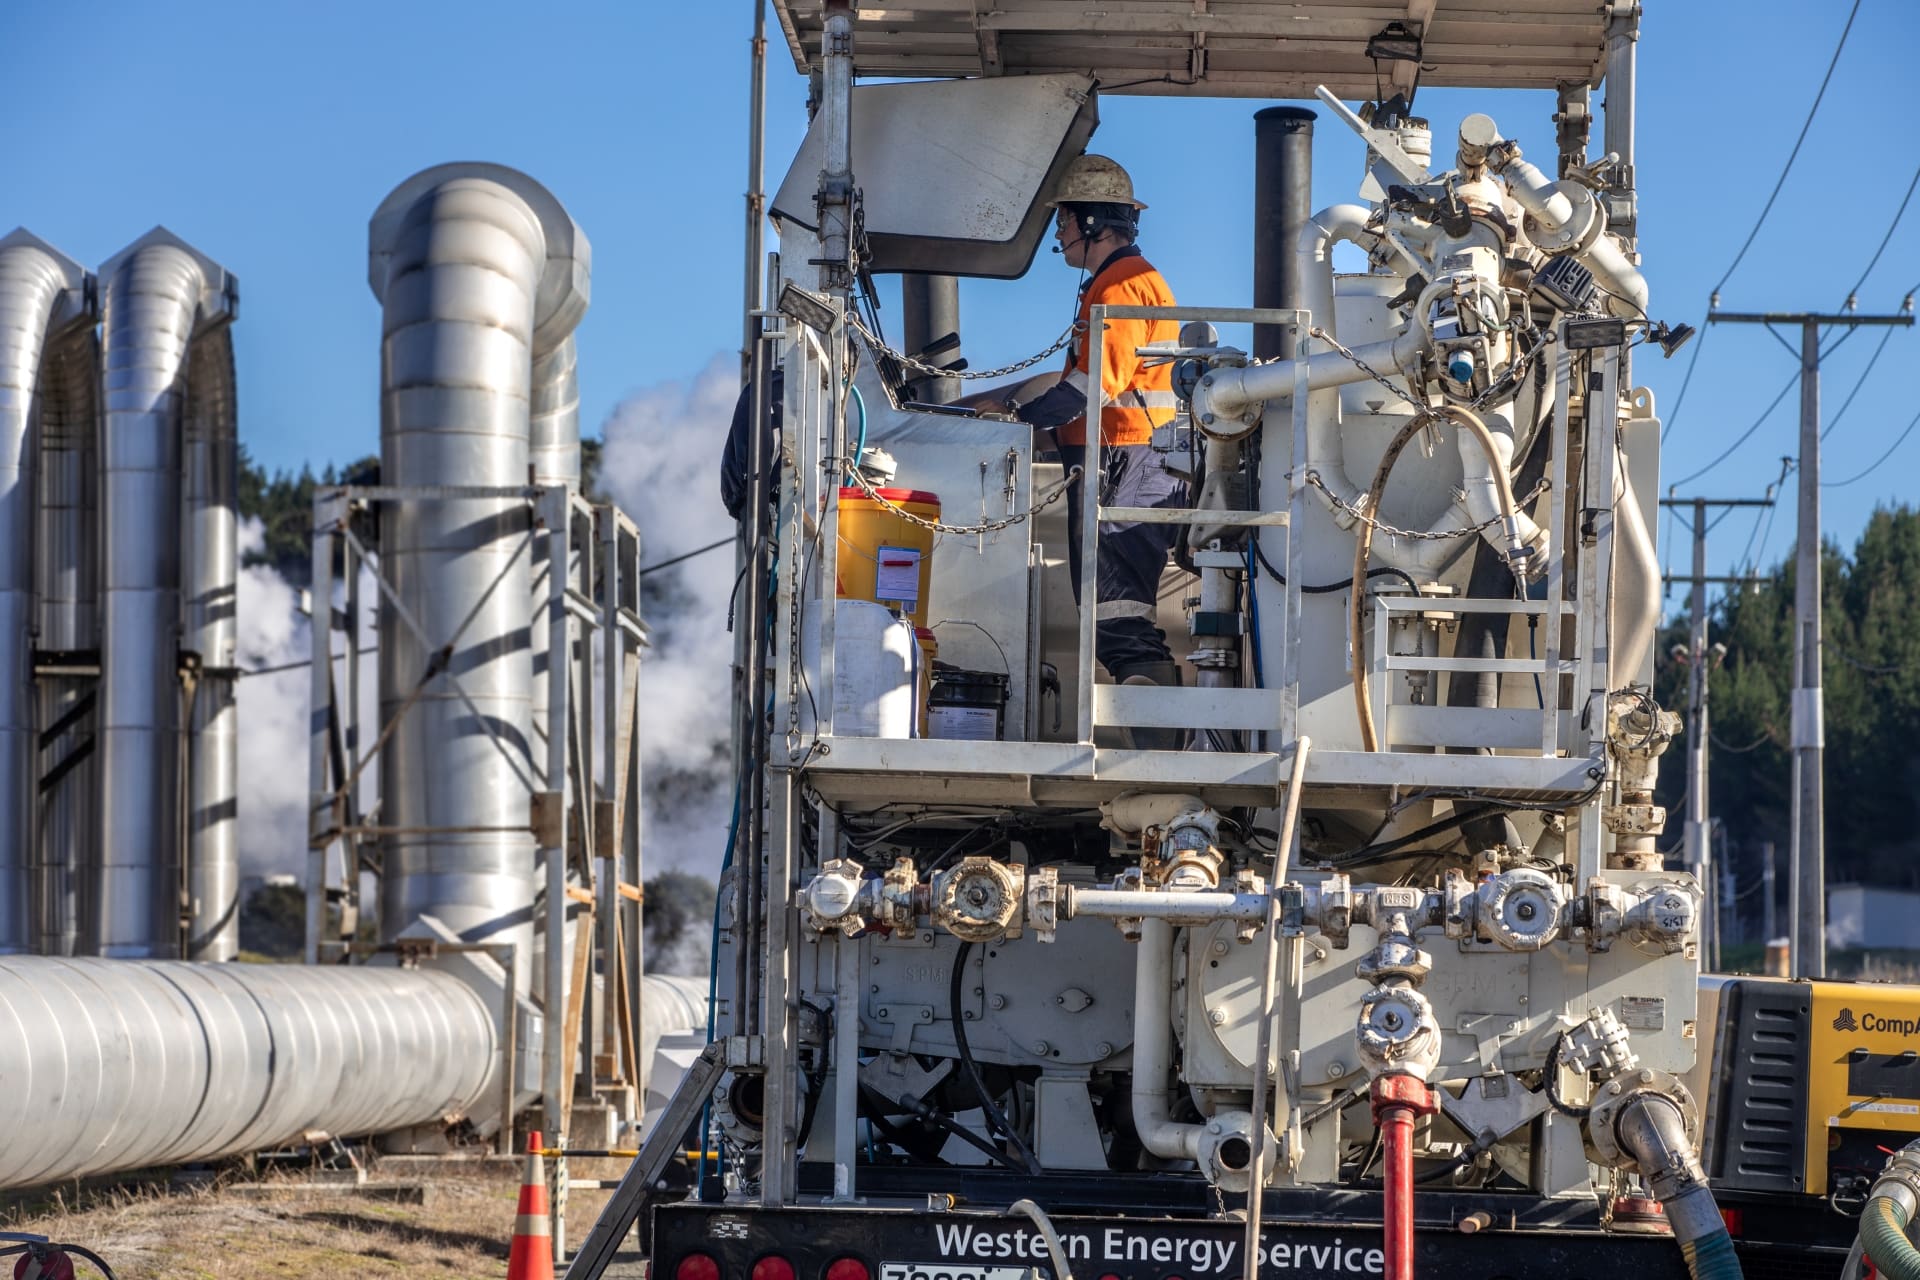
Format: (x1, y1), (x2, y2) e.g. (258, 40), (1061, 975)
(769, 0), (1616, 98)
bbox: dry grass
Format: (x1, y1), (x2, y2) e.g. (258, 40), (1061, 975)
(0, 1159), (638, 1280)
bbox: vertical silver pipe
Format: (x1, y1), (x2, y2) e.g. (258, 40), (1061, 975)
(741, 0), (768, 380)
(528, 334), (579, 767)
(95, 230), (234, 958)
(305, 516), (335, 966)
(33, 317), (99, 957)
(183, 329), (238, 961)
(542, 490), (571, 1247)
(816, 1), (856, 295)
(0, 232), (90, 955)
(367, 164), (589, 987)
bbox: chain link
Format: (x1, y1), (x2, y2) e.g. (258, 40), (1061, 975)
(1306, 469), (1551, 541)
(1308, 326), (1425, 412)
(848, 312), (1082, 382)
(839, 460), (1081, 536)
(1308, 323), (1548, 417)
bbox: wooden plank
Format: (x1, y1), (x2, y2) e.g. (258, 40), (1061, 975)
(560, 908), (596, 1122)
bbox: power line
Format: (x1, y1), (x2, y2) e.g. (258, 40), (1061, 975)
(1676, 326), (1860, 490)
(1825, 402), (1920, 487)
(1820, 327), (1895, 440)
(1666, 0), (1862, 445)
(1840, 164), (1920, 304)
(1666, 368), (1799, 489)
(1710, 0), (1861, 298)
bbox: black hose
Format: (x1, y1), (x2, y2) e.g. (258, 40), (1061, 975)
(951, 940), (1041, 1173)
(1251, 538), (1421, 597)
(857, 1083), (1023, 1172)
(1329, 803), (1501, 868)
(1544, 1036), (1592, 1119)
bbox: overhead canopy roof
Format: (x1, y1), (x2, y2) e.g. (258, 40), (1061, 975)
(772, 1), (1614, 99)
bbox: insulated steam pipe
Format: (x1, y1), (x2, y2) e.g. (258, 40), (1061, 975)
(0, 955), (496, 1188)
(183, 328), (239, 961)
(366, 165), (590, 978)
(33, 313), (100, 958)
(97, 230), (235, 958)
(0, 232), (90, 955)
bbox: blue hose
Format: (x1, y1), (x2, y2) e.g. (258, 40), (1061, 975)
(849, 382), (868, 468)
(1245, 539), (1264, 689)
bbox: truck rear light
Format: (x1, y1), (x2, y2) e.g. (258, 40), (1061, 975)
(825, 1258), (871, 1280)
(678, 1253), (723, 1280)
(752, 1255), (797, 1280)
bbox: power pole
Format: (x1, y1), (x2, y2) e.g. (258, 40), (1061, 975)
(1660, 495), (1771, 972)
(1709, 309), (1915, 978)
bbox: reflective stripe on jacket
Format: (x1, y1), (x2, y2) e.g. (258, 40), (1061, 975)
(1059, 249), (1179, 447)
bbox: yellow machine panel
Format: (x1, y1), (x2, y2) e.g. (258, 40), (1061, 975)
(1699, 977), (1920, 1202)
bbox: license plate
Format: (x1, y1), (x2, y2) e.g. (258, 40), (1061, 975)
(880, 1265), (1037, 1280)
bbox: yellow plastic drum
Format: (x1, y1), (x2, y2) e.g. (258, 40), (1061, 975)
(836, 486), (939, 629)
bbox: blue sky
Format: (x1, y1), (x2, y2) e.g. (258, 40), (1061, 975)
(7, 1), (1917, 612)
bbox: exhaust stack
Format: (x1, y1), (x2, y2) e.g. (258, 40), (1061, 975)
(367, 164), (590, 976)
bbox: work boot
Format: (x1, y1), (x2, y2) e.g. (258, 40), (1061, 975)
(1113, 661), (1184, 751)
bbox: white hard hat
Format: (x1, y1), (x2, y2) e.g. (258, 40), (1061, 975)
(1044, 154), (1147, 210)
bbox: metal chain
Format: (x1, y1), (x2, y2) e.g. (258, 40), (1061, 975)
(839, 460), (1082, 536)
(1307, 470), (1552, 541)
(847, 312), (1082, 382)
(1308, 326), (1425, 412)
(783, 445), (807, 756)
(1307, 324), (1548, 417)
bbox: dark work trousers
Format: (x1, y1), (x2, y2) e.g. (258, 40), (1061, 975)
(1056, 442), (1188, 673)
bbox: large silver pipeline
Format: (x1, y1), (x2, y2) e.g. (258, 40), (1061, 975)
(0, 955), (496, 1187)
(33, 304), (100, 958)
(96, 230), (235, 958)
(367, 165), (589, 978)
(0, 231), (92, 955)
(528, 333), (580, 761)
(183, 328), (238, 961)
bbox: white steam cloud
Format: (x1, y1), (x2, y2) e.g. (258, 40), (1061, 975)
(596, 353), (741, 877)
(234, 515), (315, 877)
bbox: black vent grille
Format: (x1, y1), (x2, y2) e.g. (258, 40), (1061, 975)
(1707, 980), (1812, 1194)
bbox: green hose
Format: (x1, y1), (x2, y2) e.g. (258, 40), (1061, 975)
(1676, 1226), (1743, 1280)
(1863, 1196), (1920, 1280)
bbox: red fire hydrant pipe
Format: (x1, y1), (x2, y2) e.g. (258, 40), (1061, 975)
(1371, 1075), (1438, 1280)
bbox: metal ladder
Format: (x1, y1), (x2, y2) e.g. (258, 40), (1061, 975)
(562, 1042), (726, 1279)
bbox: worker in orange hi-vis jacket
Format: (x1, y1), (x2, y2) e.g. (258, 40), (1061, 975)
(964, 154), (1190, 700)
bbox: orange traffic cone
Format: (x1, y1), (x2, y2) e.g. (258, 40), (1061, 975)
(507, 1130), (554, 1280)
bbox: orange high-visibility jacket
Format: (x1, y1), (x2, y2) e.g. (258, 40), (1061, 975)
(1058, 249), (1180, 447)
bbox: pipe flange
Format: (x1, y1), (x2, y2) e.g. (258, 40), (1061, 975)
(1477, 868), (1565, 951)
(1870, 1142), (1920, 1220)
(1521, 182), (1599, 255)
(1356, 985), (1442, 1082)
(1587, 1070), (1696, 1171)
(1196, 1109), (1260, 1193)
(801, 859), (870, 935)
(932, 857), (1024, 942)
